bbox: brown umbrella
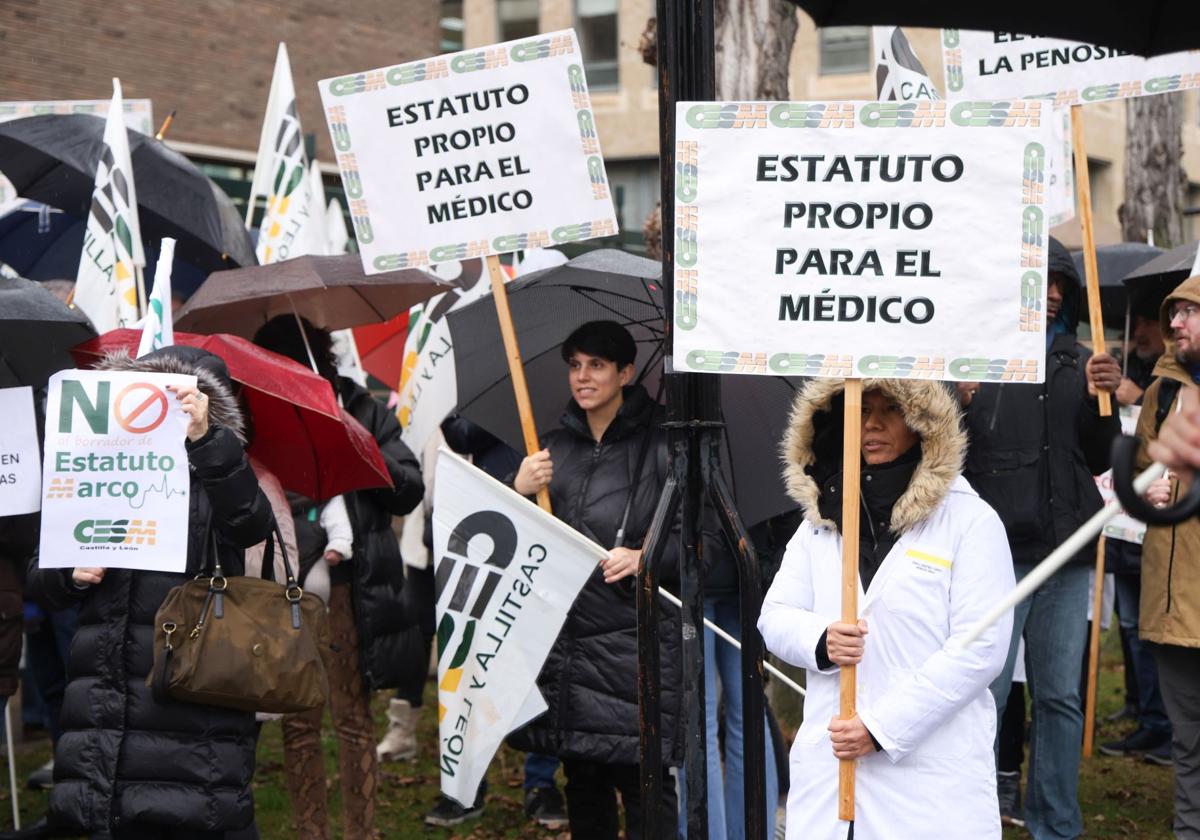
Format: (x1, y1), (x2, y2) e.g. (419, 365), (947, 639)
(173, 254), (454, 338)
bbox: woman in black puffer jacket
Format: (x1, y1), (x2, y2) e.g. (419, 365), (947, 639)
(507, 321), (683, 840)
(27, 347), (272, 840)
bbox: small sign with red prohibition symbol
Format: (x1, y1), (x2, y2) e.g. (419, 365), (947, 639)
(38, 369), (195, 573)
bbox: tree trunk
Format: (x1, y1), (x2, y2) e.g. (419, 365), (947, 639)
(639, 3), (799, 255)
(1119, 93), (1187, 248)
(714, 0), (798, 100)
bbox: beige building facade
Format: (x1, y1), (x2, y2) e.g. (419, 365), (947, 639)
(461, 2), (1200, 247)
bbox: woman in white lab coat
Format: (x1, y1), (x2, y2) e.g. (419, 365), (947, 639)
(759, 379), (1015, 840)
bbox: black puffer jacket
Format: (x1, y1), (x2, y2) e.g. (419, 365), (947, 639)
(963, 238), (1120, 566)
(507, 384), (683, 765)
(337, 377), (425, 690)
(26, 348), (272, 834)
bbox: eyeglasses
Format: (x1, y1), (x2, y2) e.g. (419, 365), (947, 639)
(1169, 304), (1200, 324)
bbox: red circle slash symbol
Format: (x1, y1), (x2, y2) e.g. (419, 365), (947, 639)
(114, 382), (169, 434)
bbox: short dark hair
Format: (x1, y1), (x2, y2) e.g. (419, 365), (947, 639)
(561, 320), (636, 368)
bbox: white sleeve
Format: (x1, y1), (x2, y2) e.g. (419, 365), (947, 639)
(757, 526), (838, 674)
(319, 495), (355, 560)
(858, 507), (1015, 762)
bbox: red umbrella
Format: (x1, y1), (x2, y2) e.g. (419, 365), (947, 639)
(71, 330), (392, 502)
(353, 310), (409, 389)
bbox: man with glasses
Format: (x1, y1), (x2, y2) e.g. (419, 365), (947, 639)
(1131, 277), (1200, 840)
(961, 235), (1121, 840)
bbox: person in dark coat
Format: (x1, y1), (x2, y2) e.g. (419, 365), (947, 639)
(508, 320), (682, 840)
(253, 316), (425, 839)
(26, 347), (272, 839)
(960, 236), (1121, 840)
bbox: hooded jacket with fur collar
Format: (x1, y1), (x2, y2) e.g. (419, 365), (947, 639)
(27, 347), (272, 834)
(761, 378), (1014, 840)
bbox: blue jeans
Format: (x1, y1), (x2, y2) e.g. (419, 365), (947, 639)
(1111, 561), (1170, 734)
(678, 594), (778, 840)
(991, 562), (1089, 840)
(524, 752), (560, 791)
(26, 604), (78, 744)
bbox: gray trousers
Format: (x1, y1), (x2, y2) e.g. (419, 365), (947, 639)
(1154, 643), (1200, 839)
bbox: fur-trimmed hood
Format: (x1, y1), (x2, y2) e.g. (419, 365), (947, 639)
(94, 347), (245, 441)
(782, 378), (966, 535)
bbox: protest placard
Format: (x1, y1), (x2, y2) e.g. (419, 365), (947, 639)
(38, 370), (193, 573)
(672, 100), (1055, 382)
(1095, 408), (1146, 544)
(0, 386), (42, 516)
(942, 30), (1200, 105)
(432, 448), (602, 806)
(318, 29), (617, 272)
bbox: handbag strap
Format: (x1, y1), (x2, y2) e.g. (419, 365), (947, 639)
(261, 516), (305, 614)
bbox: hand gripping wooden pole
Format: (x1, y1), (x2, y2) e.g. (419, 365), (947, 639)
(1083, 535), (1107, 758)
(839, 378), (863, 821)
(486, 254), (552, 513)
(1071, 105), (1112, 417)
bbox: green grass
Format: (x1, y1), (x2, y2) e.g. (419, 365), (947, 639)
(0, 625), (1176, 838)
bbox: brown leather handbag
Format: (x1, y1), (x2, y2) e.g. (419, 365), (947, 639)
(148, 519), (331, 714)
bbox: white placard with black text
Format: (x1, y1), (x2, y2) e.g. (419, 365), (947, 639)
(0, 386), (42, 516)
(943, 30), (1200, 105)
(319, 29), (617, 271)
(672, 100), (1054, 382)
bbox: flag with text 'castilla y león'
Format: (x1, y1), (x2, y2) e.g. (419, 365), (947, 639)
(873, 26), (942, 102)
(251, 43), (323, 264)
(74, 78), (146, 333)
(432, 448), (603, 806)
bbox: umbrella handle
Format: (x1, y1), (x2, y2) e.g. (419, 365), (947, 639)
(1111, 434), (1200, 524)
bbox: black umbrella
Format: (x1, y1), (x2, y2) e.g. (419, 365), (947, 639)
(788, 2), (1200, 58)
(1070, 242), (1163, 329)
(0, 200), (210, 298)
(446, 249), (802, 528)
(1122, 239), (1198, 285)
(0, 274), (96, 388)
(0, 114), (256, 274)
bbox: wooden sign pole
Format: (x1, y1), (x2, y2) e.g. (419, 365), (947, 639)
(838, 378), (863, 821)
(485, 253), (552, 514)
(1071, 105), (1112, 417)
(1082, 534), (1107, 758)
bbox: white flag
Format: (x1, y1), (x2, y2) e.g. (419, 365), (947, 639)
(873, 27), (941, 101)
(432, 449), (602, 806)
(251, 43), (317, 264)
(137, 238), (176, 357)
(325, 197), (350, 256)
(75, 78), (145, 333)
(1192, 241), (1200, 279)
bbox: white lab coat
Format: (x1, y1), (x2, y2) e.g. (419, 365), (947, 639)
(760, 476), (1015, 840)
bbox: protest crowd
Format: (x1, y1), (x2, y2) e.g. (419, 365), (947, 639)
(2, 5), (1200, 840)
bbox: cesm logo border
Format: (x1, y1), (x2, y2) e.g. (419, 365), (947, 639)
(73, 519), (158, 547)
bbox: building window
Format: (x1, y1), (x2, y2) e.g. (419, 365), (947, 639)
(498, 0), (539, 42)
(819, 26), (870, 75)
(441, 1), (464, 53)
(576, 0), (619, 90)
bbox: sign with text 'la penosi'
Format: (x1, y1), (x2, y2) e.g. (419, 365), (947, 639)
(943, 31), (1200, 105)
(38, 370), (192, 573)
(673, 100), (1054, 382)
(319, 29), (618, 271)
